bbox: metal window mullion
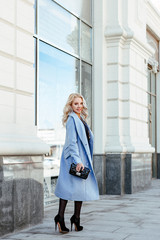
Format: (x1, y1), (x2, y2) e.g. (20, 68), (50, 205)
(79, 19), (82, 94)
(38, 37), (80, 60)
(52, 0), (92, 28)
(37, 0), (39, 36)
(36, 39), (39, 127)
(35, 0), (39, 127)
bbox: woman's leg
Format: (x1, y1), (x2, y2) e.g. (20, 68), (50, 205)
(54, 198), (69, 233)
(70, 201), (83, 231)
(58, 198), (68, 218)
(74, 201), (83, 218)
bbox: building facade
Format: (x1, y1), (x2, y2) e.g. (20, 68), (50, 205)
(0, 0), (160, 236)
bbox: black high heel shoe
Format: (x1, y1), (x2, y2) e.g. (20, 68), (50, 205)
(70, 215), (83, 231)
(54, 214), (69, 233)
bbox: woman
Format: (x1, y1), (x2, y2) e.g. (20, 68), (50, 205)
(54, 93), (99, 233)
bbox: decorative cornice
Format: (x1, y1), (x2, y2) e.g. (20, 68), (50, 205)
(105, 25), (134, 39)
(148, 57), (159, 73)
(0, 123), (50, 155)
(105, 24), (154, 58)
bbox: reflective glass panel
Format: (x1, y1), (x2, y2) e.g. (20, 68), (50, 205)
(34, 37), (37, 125)
(147, 71), (151, 93)
(38, 41), (79, 204)
(55, 0), (92, 24)
(81, 22), (92, 62)
(81, 61), (92, 127)
(39, 0), (79, 55)
(34, 0), (37, 34)
(38, 41), (79, 130)
(151, 72), (156, 94)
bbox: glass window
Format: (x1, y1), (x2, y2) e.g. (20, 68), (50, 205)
(35, 0), (92, 204)
(39, 0), (79, 55)
(34, 38), (37, 125)
(38, 41), (80, 204)
(55, 0), (92, 24)
(151, 72), (156, 94)
(38, 41), (79, 130)
(146, 30), (159, 62)
(81, 61), (92, 126)
(34, 0), (37, 34)
(81, 22), (92, 62)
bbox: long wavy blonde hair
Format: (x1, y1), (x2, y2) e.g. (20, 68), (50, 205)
(62, 93), (88, 126)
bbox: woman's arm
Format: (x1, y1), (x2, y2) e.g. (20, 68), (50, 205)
(65, 116), (82, 165)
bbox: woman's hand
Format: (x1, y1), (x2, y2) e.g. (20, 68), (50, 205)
(76, 163), (84, 172)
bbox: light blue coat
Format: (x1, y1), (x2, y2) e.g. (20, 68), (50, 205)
(55, 112), (99, 201)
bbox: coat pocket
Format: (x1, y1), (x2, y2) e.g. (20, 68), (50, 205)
(64, 147), (71, 159)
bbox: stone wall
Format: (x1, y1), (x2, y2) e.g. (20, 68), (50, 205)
(0, 156), (44, 237)
(93, 153), (152, 195)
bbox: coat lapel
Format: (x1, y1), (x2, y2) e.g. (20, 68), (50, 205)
(69, 112), (93, 165)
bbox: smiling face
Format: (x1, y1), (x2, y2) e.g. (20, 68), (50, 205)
(71, 97), (83, 116)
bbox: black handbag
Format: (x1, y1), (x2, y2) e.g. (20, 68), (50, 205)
(69, 163), (90, 180)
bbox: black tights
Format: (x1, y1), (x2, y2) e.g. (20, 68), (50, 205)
(58, 198), (82, 219)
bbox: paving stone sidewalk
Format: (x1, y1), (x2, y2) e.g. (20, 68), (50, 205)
(1, 179), (160, 240)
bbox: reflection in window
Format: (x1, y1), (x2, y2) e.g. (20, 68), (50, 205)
(39, 0), (79, 55)
(81, 62), (92, 126)
(38, 41), (79, 130)
(55, 0), (92, 24)
(81, 22), (92, 62)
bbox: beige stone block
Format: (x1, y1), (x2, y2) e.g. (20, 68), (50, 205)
(0, 90), (14, 106)
(0, 22), (15, 55)
(16, 62), (34, 93)
(17, 0), (34, 33)
(121, 67), (129, 83)
(16, 94), (34, 110)
(26, 0), (35, 4)
(0, 105), (14, 123)
(16, 30), (34, 63)
(120, 101), (129, 118)
(16, 108), (34, 124)
(119, 83), (129, 100)
(130, 119), (136, 137)
(107, 100), (118, 117)
(130, 85), (136, 101)
(130, 102), (136, 118)
(0, 0), (15, 23)
(107, 47), (119, 63)
(107, 118), (119, 135)
(107, 65), (118, 81)
(0, 56), (14, 88)
(107, 82), (118, 99)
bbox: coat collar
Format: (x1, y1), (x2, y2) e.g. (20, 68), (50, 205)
(69, 112), (93, 164)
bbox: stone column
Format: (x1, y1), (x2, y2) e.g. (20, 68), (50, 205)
(93, 0), (155, 195)
(93, 0), (107, 194)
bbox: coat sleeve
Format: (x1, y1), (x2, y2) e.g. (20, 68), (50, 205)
(64, 116), (82, 164)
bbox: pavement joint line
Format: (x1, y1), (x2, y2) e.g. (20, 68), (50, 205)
(122, 234), (132, 240)
(112, 226), (121, 233)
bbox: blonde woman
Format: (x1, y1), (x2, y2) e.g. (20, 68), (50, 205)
(54, 93), (99, 233)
